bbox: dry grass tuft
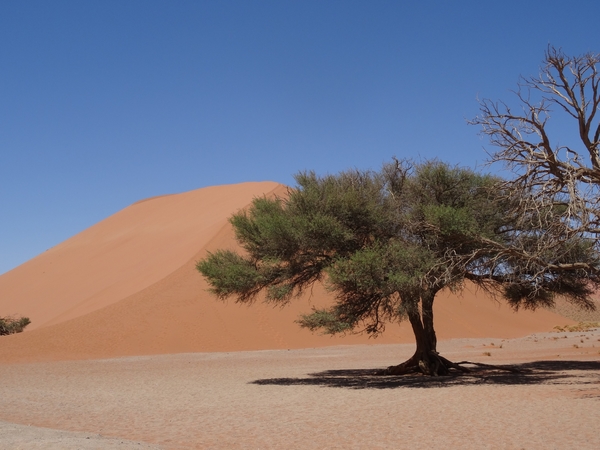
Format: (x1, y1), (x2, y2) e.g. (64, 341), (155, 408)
(553, 322), (600, 333)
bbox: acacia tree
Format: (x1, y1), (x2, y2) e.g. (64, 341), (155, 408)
(471, 46), (600, 260)
(198, 160), (598, 376)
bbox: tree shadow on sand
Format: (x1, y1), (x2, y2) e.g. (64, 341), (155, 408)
(250, 360), (600, 390)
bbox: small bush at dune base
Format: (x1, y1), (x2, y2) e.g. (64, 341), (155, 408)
(0, 316), (31, 335)
(553, 323), (600, 333)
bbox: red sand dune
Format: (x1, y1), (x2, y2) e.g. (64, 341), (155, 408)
(0, 182), (574, 363)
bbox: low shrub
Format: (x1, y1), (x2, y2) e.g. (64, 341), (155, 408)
(553, 322), (600, 333)
(0, 316), (31, 335)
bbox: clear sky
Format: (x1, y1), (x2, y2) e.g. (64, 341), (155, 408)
(1, 0), (599, 275)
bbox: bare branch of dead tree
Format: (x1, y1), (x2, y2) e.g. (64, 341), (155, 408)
(471, 46), (600, 243)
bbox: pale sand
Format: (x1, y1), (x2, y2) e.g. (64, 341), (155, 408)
(0, 421), (162, 449)
(1, 331), (599, 449)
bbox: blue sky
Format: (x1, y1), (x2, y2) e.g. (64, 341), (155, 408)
(1, 0), (599, 274)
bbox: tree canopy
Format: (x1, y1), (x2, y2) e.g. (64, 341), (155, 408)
(198, 159), (599, 375)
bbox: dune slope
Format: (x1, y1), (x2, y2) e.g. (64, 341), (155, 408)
(0, 182), (574, 363)
(0, 182), (282, 329)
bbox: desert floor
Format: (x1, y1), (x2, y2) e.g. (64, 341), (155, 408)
(1, 330), (599, 450)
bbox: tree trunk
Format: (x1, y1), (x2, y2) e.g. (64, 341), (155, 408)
(380, 290), (467, 376)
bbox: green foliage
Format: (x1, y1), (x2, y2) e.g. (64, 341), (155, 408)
(296, 308), (354, 335)
(200, 160), (503, 334)
(0, 316), (31, 336)
(322, 240), (435, 334)
(196, 249), (275, 302)
(198, 158), (599, 338)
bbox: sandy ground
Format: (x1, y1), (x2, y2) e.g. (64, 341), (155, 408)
(2, 182), (598, 449)
(0, 422), (162, 449)
(1, 331), (599, 450)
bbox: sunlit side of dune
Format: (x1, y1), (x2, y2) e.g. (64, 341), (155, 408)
(0, 182), (283, 329)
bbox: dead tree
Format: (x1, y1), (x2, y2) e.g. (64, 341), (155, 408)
(472, 46), (600, 242)
(470, 47), (600, 302)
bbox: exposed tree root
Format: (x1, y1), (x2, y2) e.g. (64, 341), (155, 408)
(376, 351), (521, 376)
